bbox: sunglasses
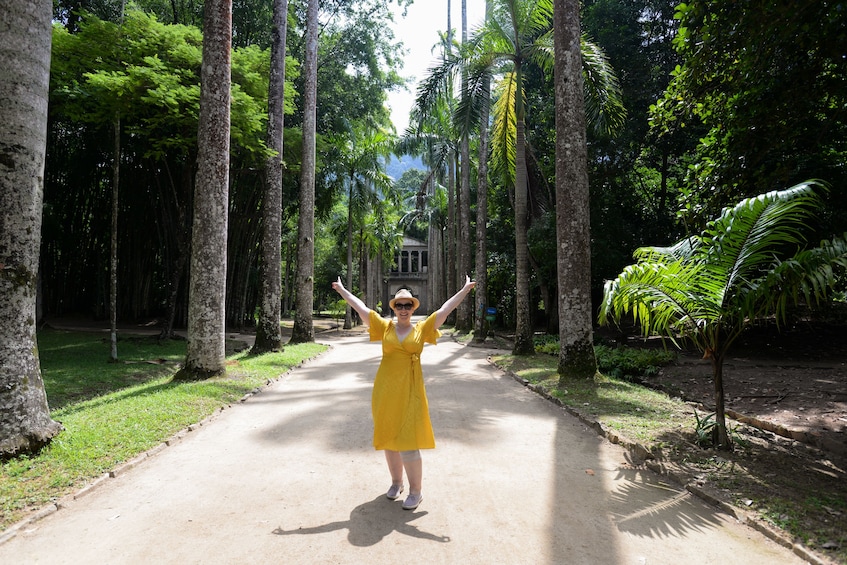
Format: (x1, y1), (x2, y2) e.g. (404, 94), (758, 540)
(394, 302), (415, 310)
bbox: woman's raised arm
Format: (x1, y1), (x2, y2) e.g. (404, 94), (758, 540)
(331, 277), (372, 326)
(434, 275), (476, 328)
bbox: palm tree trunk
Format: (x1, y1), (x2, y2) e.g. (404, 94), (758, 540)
(457, 141), (472, 330)
(0, 0), (63, 456)
(473, 2), (492, 343)
(110, 0), (126, 361)
(513, 115), (534, 355)
(290, 0), (319, 344)
(110, 115), (120, 361)
(344, 183), (354, 329)
(253, 0), (288, 353)
(446, 154), (457, 319)
(553, 0), (597, 379)
(711, 353), (732, 449)
(179, 0), (231, 379)
(455, 0), (472, 331)
(473, 83), (491, 340)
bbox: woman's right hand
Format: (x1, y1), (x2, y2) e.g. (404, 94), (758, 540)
(331, 276), (344, 293)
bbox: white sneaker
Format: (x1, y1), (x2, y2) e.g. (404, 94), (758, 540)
(386, 483), (404, 500)
(402, 492), (423, 510)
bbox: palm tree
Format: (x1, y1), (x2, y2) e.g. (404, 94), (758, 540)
(552, 0), (596, 379)
(478, 0), (553, 355)
(177, 0), (232, 379)
(331, 122), (396, 328)
(290, 0), (319, 344)
(473, 73), (492, 341)
(360, 202), (405, 310)
(400, 100), (459, 311)
(0, 0), (63, 457)
(253, 0), (288, 354)
(419, 0), (624, 354)
(600, 182), (847, 449)
(456, 0), (473, 331)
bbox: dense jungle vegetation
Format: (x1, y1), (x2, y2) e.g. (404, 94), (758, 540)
(42, 0), (846, 331)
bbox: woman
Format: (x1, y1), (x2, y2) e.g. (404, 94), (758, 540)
(331, 275), (475, 510)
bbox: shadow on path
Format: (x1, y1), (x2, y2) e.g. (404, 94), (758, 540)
(272, 495), (450, 546)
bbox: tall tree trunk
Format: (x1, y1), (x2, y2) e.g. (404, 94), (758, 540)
(178, 0), (232, 379)
(344, 182), (354, 329)
(290, 0), (319, 344)
(160, 160), (192, 340)
(110, 115), (120, 361)
(110, 0), (126, 361)
(283, 239), (292, 314)
(553, 0), (597, 380)
(456, 150), (471, 327)
(446, 155), (457, 319)
(456, 0), (473, 331)
(253, 0), (288, 353)
(473, 74), (491, 341)
(0, 0), (63, 456)
(443, 0), (456, 322)
(513, 67), (534, 354)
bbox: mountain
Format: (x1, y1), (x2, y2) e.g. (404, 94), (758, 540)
(386, 154), (425, 180)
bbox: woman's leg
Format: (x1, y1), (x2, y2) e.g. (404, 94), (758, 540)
(384, 450), (404, 485)
(400, 450), (422, 494)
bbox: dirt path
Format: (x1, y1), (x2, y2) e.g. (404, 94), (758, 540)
(2, 331), (805, 564)
(641, 324), (847, 457)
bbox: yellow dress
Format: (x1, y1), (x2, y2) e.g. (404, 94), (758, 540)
(368, 310), (441, 451)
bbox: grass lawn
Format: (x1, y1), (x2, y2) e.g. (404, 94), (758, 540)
(487, 345), (846, 565)
(1, 329), (326, 531)
(489, 352), (694, 447)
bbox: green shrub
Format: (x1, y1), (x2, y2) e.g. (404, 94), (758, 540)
(594, 344), (676, 381)
(532, 334), (560, 356)
(533, 336), (675, 382)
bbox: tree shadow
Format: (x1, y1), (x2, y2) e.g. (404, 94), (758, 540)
(607, 468), (724, 538)
(272, 495), (450, 546)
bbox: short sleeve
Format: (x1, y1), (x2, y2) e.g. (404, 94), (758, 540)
(369, 310), (390, 342)
(419, 312), (442, 345)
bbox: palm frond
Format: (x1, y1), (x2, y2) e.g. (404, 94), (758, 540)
(603, 181), (843, 356)
(634, 235), (701, 262)
(511, 0), (553, 38)
(702, 181), (825, 295)
(600, 259), (722, 349)
(747, 232), (847, 325)
(580, 36), (626, 137)
(527, 29), (554, 75)
(490, 71), (518, 186)
(414, 55), (462, 128)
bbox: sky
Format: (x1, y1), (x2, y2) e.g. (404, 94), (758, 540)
(386, 0), (486, 133)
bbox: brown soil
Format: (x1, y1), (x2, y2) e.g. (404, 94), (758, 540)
(635, 323), (847, 564)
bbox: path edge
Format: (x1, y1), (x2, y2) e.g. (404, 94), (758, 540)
(0, 343), (333, 547)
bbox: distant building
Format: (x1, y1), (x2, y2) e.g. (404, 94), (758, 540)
(385, 235), (430, 313)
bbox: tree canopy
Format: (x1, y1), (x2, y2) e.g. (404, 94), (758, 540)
(35, 0), (847, 346)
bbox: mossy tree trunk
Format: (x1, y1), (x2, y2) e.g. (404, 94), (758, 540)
(0, 0), (63, 456)
(178, 0), (232, 379)
(553, 0), (597, 380)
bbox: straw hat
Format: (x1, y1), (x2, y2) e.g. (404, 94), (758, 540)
(389, 288), (420, 311)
